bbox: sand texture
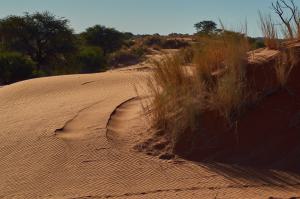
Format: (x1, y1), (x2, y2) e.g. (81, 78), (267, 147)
(1, 52), (300, 199)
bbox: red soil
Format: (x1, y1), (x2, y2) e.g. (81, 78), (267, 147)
(180, 46), (300, 170)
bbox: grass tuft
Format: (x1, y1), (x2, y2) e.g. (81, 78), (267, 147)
(144, 28), (251, 153)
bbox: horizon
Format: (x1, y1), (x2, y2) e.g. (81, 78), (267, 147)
(0, 0), (297, 37)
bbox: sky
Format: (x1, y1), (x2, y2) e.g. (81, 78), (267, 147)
(0, 0), (298, 37)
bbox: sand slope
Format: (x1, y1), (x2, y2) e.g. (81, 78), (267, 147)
(1, 65), (300, 198)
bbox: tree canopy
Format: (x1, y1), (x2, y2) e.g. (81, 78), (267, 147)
(0, 12), (77, 72)
(81, 25), (125, 54)
(194, 20), (217, 34)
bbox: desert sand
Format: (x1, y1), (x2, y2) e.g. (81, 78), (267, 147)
(1, 52), (300, 199)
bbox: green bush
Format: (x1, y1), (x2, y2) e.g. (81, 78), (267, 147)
(51, 54), (82, 76)
(78, 46), (107, 73)
(81, 25), (125, 54)
(0, 12), (77, 72)
(0, 51), (36, 84)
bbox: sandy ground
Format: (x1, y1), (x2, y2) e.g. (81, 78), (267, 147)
(1, 52), (300, 198)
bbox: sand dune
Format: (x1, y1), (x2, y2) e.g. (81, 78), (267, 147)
(1, 58), (300, 198)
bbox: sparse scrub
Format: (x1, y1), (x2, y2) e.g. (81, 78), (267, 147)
(140, 35), (189, 50)
(143, 36), (163, 47)
(161, 39), (189, 49)
(152, 44), (162, 51)
(108, 46), (148, 67)
(248, 37), (265, 50)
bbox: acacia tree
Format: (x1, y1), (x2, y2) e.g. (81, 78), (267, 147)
(0, 12), (77, 73)
(271, 0), (300, 39)
(81, 25), (125, 55)
(194, 20), (217, 34)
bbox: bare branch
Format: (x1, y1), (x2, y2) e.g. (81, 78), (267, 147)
(281, 0), (298, 24)
(271, 0), (295, 38)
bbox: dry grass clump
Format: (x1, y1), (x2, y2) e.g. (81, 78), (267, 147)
(259, 3), (300, 88)
(146, 55), (205, 150)
(275, 48), (297, 87)
(175, 45), (195, 66)
(144, 30), (251, 153)
(194, 32), (249, 122)
(259, 12), (280, 49)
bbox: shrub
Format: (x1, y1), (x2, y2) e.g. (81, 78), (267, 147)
(0, 12), (77, 72)
(51, 54), (82, 75)
(141, 35), (189, 49)
(81, 25), (125, 54)
(108, 46), (147, 67)
(161, 39), (189, 49)
(143, 36), (163, 47)
(0, 51), (36, 84)
(247, 37), (265, 50)
(252, 38), (266, 49)
(78, 46), (107, 73)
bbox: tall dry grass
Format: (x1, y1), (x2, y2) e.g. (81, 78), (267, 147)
(275, 48), (297, 87)
(259, 11), (280, 49)
(144, 29), (251, 152)
(258, 10), (299, 88)
(145, 55), (205, 150)
(195, 32), (249, 121)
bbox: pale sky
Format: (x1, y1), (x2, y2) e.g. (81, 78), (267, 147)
(0, 0), (297, 37)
